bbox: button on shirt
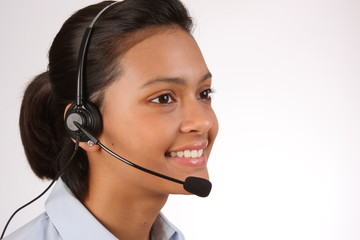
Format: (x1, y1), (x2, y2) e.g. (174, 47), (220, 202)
(4, 179), (185, 240)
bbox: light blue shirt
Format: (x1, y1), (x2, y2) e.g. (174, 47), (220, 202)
(4, 179), (185, 240)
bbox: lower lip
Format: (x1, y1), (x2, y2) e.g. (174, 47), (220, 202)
(166, 155), (207, 167)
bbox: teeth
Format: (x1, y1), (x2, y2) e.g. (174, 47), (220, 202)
(168, 149), (204, 158)
(199, 149), (203, 156)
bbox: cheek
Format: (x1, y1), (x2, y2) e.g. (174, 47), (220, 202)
(101, 105), (180, 162)
(130, 113), (180, 150)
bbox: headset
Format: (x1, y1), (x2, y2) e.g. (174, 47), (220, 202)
(64, 1), (121, 142)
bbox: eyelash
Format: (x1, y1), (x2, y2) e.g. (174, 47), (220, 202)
(150, 88), (214, 104)
(150, 93), (175, 104)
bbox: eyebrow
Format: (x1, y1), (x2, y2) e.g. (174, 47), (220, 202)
(140, 72), (212, 89)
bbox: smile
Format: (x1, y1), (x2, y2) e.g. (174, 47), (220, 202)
(165, 142), (208, 167)
(168, 149), (204, 158)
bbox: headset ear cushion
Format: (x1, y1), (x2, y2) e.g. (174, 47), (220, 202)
(65, 102), (103, 142)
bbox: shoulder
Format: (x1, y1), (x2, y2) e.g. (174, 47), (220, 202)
(3, 213), (60, 240)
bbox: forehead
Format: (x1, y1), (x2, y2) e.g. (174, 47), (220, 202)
(118, 26), (208, 85)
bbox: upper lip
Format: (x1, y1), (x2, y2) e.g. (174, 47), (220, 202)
(167, 141), (208, 152)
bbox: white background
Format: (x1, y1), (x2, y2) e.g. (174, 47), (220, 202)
(1, 0), (360, 239)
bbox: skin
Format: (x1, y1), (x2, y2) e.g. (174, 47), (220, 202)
(77, 26), (218, 240)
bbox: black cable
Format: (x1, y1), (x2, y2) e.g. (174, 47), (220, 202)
(0, 138), (80, 239)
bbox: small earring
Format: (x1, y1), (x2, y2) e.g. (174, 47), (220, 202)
(87, 140), (95, 147)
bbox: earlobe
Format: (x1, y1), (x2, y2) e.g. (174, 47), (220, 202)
(69, 136), (100, 152)
(78, 140), (101, 152)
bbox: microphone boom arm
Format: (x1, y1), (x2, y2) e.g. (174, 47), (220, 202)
(98, 142), (184, 185)
(73, 121), (184, 184)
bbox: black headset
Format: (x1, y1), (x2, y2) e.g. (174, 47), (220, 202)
(64, 1), (122, 142)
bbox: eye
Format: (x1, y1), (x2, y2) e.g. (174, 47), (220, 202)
(199, 88), (214, 100)
(150, 93), (175, 104)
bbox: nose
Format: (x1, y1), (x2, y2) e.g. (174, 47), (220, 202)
(179, 100), (214, 135)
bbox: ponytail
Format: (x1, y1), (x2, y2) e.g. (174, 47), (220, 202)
(19, 72), (89, 199)
(19, 72), (58, 179)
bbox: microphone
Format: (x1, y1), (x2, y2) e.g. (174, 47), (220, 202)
(73, 122), (212, 197)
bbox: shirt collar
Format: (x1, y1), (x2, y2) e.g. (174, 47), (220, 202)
(151, 214), (184, 240)
(45, 179), (117, 240)
(45, 179), (183, 240)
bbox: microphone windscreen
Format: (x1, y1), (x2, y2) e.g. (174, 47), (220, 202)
(183, 177), (212, 197)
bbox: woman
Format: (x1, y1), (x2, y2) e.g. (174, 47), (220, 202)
(3, 0), (218, 239)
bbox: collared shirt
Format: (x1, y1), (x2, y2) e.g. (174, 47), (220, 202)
(4, 179), (185, 240)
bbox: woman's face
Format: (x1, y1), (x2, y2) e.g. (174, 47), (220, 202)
(95, 27), (218, 196)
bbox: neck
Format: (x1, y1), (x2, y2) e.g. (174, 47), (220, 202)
(83, 172), (168, 240)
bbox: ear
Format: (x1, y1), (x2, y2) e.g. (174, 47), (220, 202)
(64, 103), (101, 152)
(64, 103), (72, 117)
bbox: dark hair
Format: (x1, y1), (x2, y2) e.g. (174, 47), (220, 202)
(19, 0), (193, 200)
